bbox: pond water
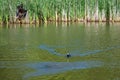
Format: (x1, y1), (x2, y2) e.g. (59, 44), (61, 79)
(0, 23), (120, 80)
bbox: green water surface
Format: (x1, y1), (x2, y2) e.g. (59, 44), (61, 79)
(0, 23), (120, 80)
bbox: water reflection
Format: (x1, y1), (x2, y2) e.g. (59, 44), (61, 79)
(0, 23), (120, 80)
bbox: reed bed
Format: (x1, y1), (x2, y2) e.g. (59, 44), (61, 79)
(0, 0), (120, 24)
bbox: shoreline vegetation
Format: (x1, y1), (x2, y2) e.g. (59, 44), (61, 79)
(0, 0), (120, 24)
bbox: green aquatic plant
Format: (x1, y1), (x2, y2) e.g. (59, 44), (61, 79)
(0, 0), (120, 24)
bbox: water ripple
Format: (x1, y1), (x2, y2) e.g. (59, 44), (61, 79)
(0, 61), (103, 79)
(23, 61), (103, 79)
(39, 44), (120, 57)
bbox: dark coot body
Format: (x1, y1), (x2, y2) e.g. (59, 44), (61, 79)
(66, 53), (71, 58)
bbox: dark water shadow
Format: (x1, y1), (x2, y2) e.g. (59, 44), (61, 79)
(39, 44), (120, 57)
